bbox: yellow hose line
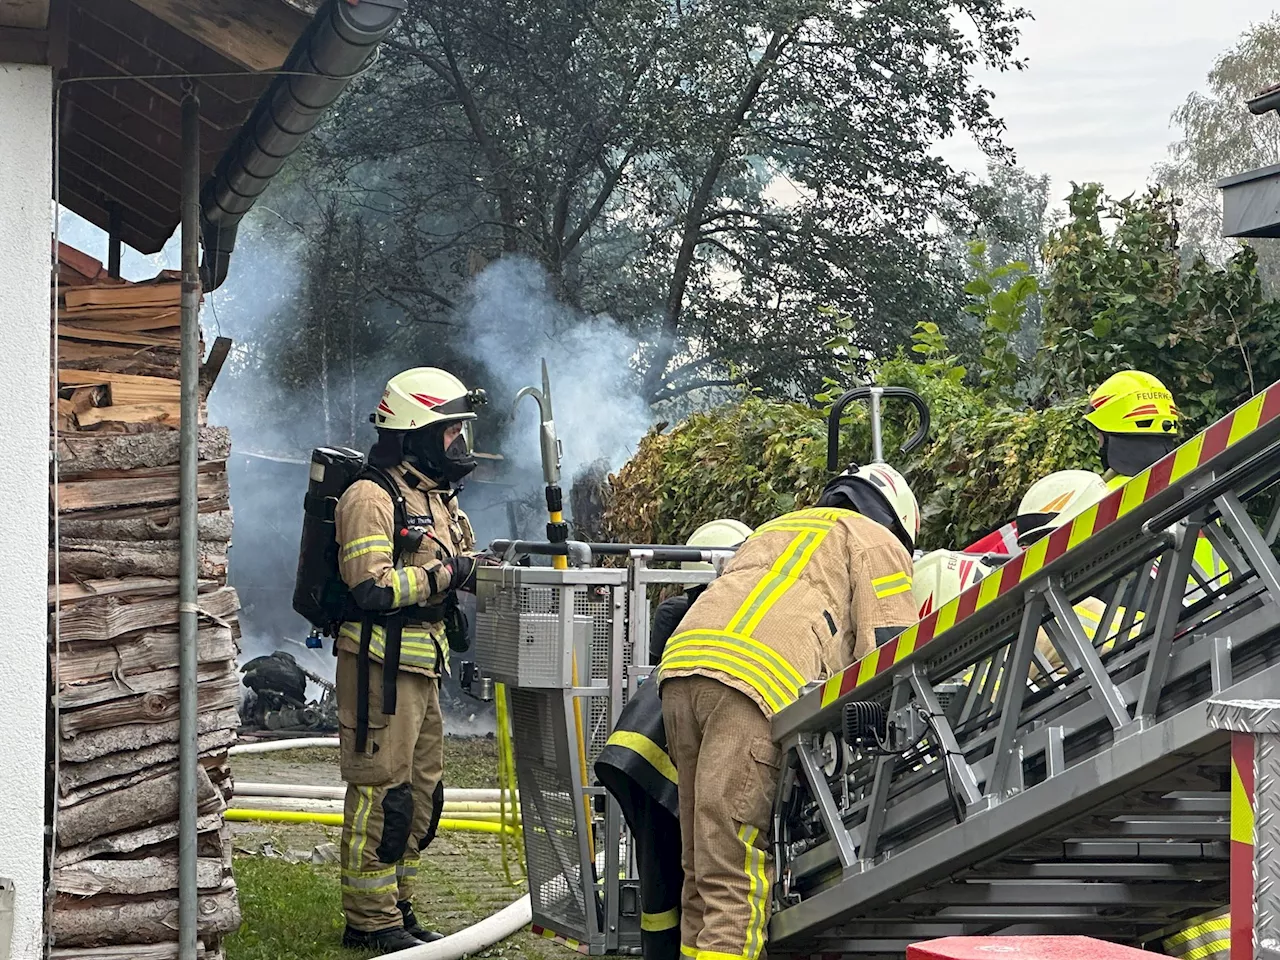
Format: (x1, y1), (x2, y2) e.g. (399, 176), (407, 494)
(224, 809), (515, 834)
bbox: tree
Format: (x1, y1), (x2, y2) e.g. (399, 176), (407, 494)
(1157, 14), (1280, 287)
(310, 0), (1031, 403)
(1040, 183), (1280, 427)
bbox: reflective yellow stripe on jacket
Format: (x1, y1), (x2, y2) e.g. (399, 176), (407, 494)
(338, 621), (445, 672)
(662, 509), (839, 713)
(1163, 910), (1229, 960)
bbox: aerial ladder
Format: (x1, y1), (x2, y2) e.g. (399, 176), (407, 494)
(469, 379), (1280, 956)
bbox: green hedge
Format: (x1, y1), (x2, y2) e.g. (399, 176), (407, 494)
(605, 359), (1101, 550)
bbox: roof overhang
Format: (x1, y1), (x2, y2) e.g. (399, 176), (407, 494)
(56, 0), (315, 255)
(1219, 162), (1280, 239)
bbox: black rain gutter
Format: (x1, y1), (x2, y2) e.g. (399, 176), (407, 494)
(198, 0), (405, 291)
(1247, 81), (1280, 117)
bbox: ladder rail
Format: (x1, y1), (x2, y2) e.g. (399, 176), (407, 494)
(771, 385), (1280, 949)
(783, 553), (1270, 887)
(775, 393), (1280, 743)
(780, 593), (1278, 897)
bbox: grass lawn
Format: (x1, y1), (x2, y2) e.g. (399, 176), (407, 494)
(226, 737), (570, 960)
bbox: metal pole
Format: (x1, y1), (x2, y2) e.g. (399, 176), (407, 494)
(107, 202), (121, 278)
(178, 86), (202, 960)
(1208, 698), (1280, 960)
(869, 387), (884, 463)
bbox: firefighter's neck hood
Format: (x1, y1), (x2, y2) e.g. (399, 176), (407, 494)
(814, 474), (912, 553)
(369, 427), (476, 487)
(1102, 433), (1177, 477)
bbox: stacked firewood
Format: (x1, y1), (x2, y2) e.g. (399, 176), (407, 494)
(48, 245), (241, 957)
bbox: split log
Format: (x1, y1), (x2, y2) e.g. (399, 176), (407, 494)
(55, 585), (239, 643)
(57, 510), (233, 544)
(56, 339), (180, 377)
(58, 670), (241, 738)
(54, 813), (222, 867)
(57, 624), (235, 686)
(59, 747), (232, 808)
(56, 310), (180, 330)
(53, 492), (231, 524)
(60, 727), (237, 799)
(55, 427), (230, 475)
(77, 403), (180, 428)
(64, 282), (181, 310)
(57, 658), (235, 710)
(58, 707), (238, 765)
(57, 324), (180, 349)
(57, 763), (221, 848)
(58, 369), (179, 399)
(53, 538), (227, 582)
(56, 464), (227, 513)
(54, 856), (224, 896)
(50, 887), (239, 947)
(50, 576), (219, 606)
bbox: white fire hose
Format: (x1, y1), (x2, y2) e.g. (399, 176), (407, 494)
(234, 781), (512, 804)
(230, 752), (531, 957)
(229, 737), (340, 755)
(395, 894), (532, 960)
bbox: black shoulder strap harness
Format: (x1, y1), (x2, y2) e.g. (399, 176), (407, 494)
(353, 466), (410, 754)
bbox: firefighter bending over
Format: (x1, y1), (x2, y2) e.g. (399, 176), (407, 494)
(596, 519), (754, 960)
(658, 465), (919, 960)
(335, 367), (487, 953)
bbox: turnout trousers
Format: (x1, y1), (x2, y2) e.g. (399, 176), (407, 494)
(662, 675), (779, 960)
(337, 649), (444, 932)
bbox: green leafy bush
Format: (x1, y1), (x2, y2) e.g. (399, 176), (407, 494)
(606, 354), (1098, 550)
(605, 182), (1280, 550)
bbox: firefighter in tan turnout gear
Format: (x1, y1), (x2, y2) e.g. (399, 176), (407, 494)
(659, 464), (920, 960)
(335, 367), (487, 953)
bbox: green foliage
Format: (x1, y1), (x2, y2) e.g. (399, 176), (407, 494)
(963, 239), (1038, 395)
(1157, 14), (1280, 283)
(1041, 183), (1280, 427)
(605, 178), (1280, 552)
(910, 321), (967, 384)
(605, 351), (1097, 551)
(308, 0), (1031, 403)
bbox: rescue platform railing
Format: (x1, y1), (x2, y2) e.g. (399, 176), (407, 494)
(473, 544), (730, 955)
(768, 384), (1280, 957)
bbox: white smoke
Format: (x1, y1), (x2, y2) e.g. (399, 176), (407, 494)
(460, 256), (653, 504)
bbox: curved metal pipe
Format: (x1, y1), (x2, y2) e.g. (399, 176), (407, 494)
(199, 0), (406, 289)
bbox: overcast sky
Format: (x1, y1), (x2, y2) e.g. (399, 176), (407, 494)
(941, 0), (1277, 203)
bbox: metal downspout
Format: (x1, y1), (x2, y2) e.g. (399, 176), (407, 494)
(178, 87), (202, 960)
(198, 0), (406, 291)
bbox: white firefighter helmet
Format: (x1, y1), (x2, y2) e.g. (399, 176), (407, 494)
(854, 463), (921, 550)
(816, 462), (921, 552)
(912, 549), (993, 620)
(1016, 470), (1110, 547)
(373, 367), (483, 432)
(682, 518), (754, 572)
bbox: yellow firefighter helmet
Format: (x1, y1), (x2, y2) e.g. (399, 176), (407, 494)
(1084, 370), (1180, 437)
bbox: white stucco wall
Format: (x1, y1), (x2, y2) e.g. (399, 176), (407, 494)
(0, 62), (52, 960)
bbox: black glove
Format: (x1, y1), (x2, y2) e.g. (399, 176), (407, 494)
(445, 555), (479, 592)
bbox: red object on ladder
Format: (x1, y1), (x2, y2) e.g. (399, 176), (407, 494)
(908, 937), (1155, 960)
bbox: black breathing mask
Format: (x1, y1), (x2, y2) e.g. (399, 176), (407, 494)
(404, 421), (477, 484)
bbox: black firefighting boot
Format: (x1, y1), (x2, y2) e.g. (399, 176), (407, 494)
(342, 924), (425, 954)
(398, 900), (445, 943)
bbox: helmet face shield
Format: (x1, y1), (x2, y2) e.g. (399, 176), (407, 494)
(404, 417), (478, 484)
